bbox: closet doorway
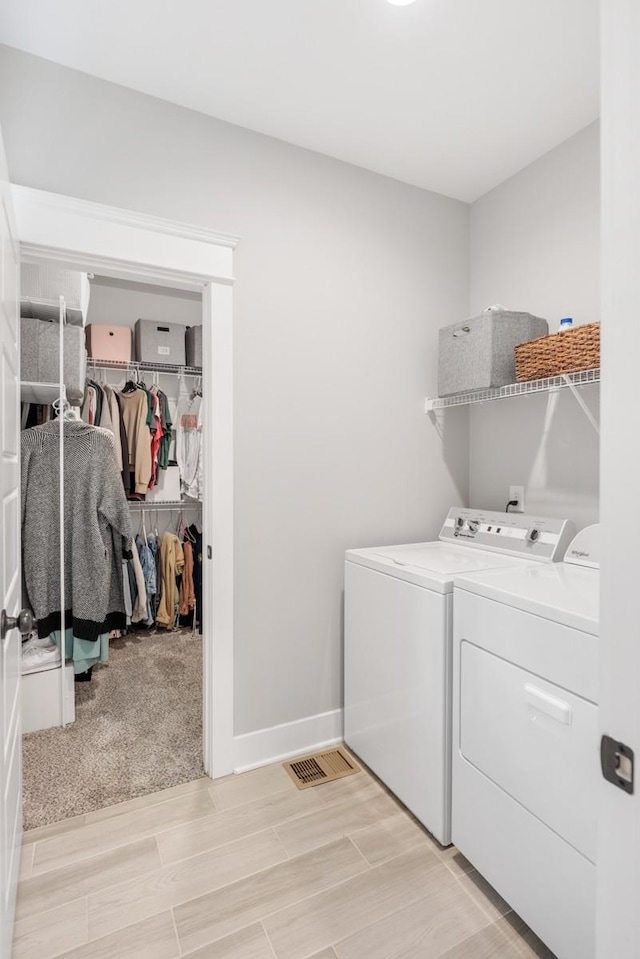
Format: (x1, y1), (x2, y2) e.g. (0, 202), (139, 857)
(12, 185), (236, 828)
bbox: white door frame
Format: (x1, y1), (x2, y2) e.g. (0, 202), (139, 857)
(597, 4), (640, 955)
(0, 128), (23, 959)
(11, 185), (238, 779)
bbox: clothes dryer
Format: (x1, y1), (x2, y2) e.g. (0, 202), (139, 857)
(452, 526), (600, 959)
(344, 508), (574, 845)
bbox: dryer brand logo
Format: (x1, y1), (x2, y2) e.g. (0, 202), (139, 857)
(571, 549), (590, 559)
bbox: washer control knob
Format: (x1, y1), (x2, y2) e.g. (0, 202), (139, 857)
(455, 517), (465, 530)
(467, 519), (480, 533)
(528, 528), (541, 543)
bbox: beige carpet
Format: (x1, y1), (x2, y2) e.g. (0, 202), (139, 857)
(22, 629), (204, 830)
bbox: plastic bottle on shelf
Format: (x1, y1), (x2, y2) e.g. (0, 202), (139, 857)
(557, 316), (574, 332)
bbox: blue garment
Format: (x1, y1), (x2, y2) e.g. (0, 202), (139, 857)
(136, 534), (156, 626)
(50, 628), (109, 674)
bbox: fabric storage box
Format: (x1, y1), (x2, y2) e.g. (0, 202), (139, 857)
(86, 324), (132, 362)
(21, 264), (90, 327)
(185, 325), (202, 367)
(21, 317), (87, 403)
(438, 310), (548, 396)
(146, 465), (181, 503)
(515, 322), (600, 381)
(135, 319), (186, 366)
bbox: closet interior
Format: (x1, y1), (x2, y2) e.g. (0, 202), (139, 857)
(18, 265), (206, 828)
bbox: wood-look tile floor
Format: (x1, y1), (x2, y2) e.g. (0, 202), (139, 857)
(13, 754), (557, 959)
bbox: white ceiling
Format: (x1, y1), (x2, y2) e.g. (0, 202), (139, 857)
(0, 0), (599, 202)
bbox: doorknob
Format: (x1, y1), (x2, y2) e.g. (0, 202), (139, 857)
(1, 608), (34, 641)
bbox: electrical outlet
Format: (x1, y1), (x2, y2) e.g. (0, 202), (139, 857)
(509, 485), (525, 513)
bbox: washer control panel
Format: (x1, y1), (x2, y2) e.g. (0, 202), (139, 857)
(439, 508), (575, 562)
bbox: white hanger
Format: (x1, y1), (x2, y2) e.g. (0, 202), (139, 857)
(52, 395), (80, 421)
(138, 508), (148, 547)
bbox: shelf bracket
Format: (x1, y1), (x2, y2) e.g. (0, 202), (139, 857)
(560, 374), (600, 435)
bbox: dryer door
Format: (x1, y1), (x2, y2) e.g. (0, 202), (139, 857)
(460, 640), (598, 862)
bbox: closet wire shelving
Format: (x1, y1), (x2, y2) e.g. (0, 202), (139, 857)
(128, 501), (201, 511)
(87, 357), (202, 378)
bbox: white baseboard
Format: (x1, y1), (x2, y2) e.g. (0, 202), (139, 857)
(233, 708), (344, 774)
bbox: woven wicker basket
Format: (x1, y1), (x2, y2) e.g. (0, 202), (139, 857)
(515, 322), (600, 382)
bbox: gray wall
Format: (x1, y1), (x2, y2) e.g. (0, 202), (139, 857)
(468, 123), (600, 530)
(0, 46), (470, 736)
(88, 276), (202, 329)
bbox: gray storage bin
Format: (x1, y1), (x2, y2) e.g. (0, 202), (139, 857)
(134, 319), (186, 366)
(20, 317), (87, 403)
(20, 264), (90, 327)
(185, 325), (202, 368)
(438, 310), (548, 396)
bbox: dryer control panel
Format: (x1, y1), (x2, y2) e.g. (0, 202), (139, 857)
(440, 508), (575, 562)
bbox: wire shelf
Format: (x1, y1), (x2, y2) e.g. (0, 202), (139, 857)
(21, 381), (64, 405)
(424, 368), (600, 412)
(87, 358), (202, 377)
(127, 499), (202, 510)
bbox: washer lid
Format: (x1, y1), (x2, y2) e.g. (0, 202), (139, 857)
(374, 543), (527, 575)
(345, 542), (534, 593)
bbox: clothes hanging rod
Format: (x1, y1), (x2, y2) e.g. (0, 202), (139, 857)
(87, 358), (203, 377)
(127, 500), (202, 510)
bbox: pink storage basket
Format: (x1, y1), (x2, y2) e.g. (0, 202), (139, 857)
(85, 324), (132, 362)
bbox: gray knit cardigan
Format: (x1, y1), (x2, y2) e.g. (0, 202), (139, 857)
(21, 420), (133, 641)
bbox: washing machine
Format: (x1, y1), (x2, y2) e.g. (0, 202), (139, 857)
(344, 507), (575, 845)
(452, 525), (600, 959)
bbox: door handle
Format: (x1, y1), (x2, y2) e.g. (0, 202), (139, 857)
(1, 608), (34, 641)
(525, 683), (572, 725)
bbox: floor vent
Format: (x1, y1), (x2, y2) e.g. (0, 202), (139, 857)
(284, 747), (360, 790)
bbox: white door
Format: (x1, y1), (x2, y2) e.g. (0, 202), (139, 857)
(598, 3), (640, 957)
(0, 125), (22, 959)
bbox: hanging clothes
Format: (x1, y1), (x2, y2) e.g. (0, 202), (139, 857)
(157, 392), (173, 470)
(102, 384), (121, 467)
(22, 403), (55, 429)
(118, 387), (153, 495)
(122, 559), (133, 624)
(189, 523), (203, 634)
(129, 540), (148, 625)
(147, 531), (161, 621)
(21, 420), (133, 640)
(113, 392), (131, 496)
(98, 386), (112, 433)
(50, 628), (109, 675)
(175, 391), (203, 500)
(147, 388), (164, 490)
(179, 540), (195, 617)
(82, 379), (105, 426)
(92, 381), (104, 424)
(81, 384), (97, 425)
(136, 533), (157, 626)
(156, 533), (184, 628)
